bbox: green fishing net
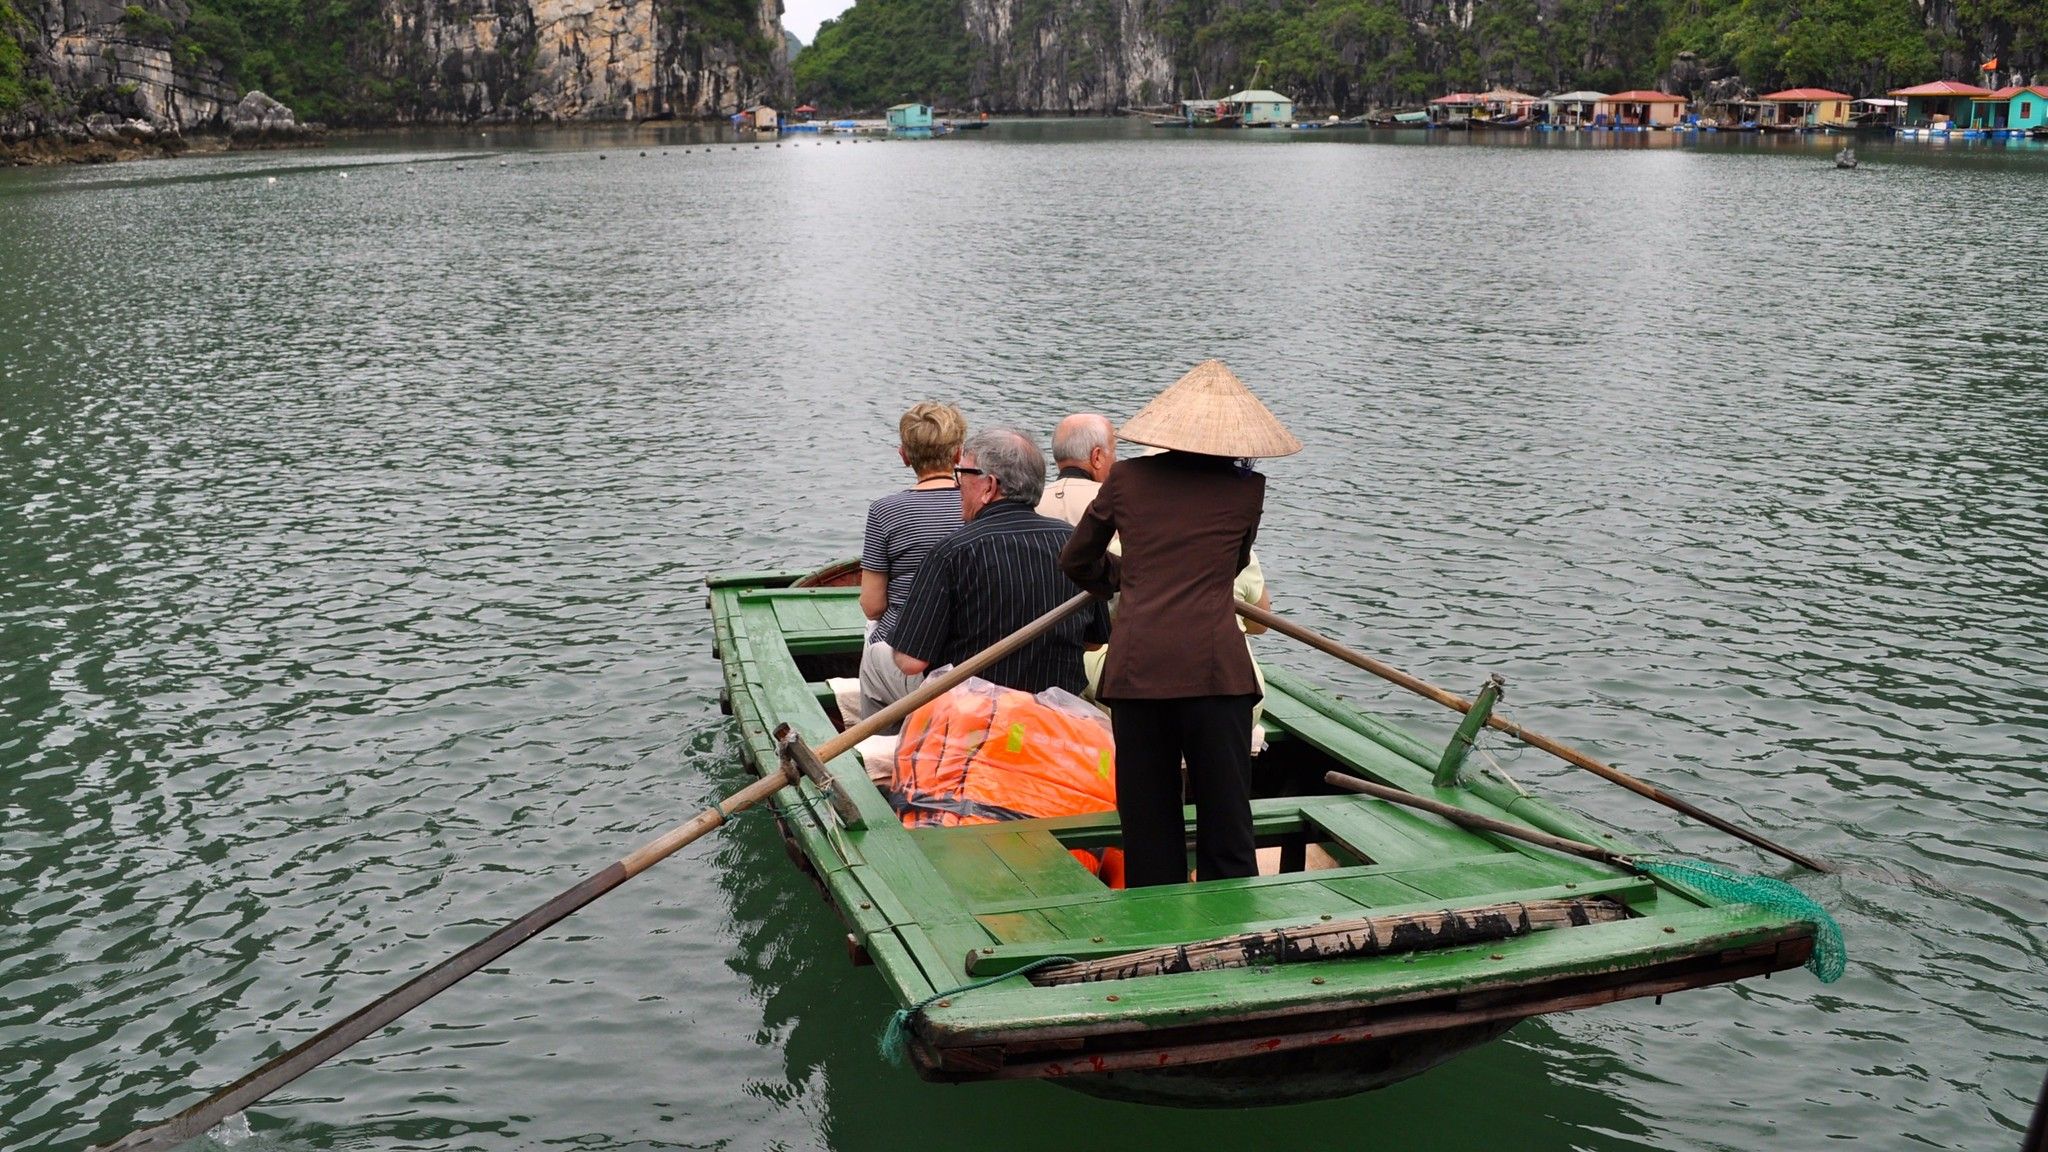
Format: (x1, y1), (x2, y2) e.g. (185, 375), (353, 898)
(1636, 857), (1846, 982)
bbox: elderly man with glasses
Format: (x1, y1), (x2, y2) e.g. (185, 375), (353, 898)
(877, 428), (1110, 723)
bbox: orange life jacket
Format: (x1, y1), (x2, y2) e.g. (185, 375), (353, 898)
(890, 682), (1122, 884)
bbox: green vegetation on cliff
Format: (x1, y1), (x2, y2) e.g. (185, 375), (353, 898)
(795, 0), (1992, 111)
(1, 0), (28, 113)
(1658, 0), (1935, 94)
(793, 0), (970, 110)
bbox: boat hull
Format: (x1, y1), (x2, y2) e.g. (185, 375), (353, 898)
(1057, 1019), (1516, 1106)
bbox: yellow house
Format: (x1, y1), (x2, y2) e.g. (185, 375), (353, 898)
(1594, 90), (1687, 127)
(1761, 88), (1852, 128)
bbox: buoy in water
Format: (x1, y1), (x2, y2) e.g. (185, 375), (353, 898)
(266, 176), (276, 184)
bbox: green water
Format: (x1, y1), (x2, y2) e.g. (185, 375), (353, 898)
(2, 120), (2045, 1152)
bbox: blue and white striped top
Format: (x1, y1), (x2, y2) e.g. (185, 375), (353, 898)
(861, 486), (965, 644)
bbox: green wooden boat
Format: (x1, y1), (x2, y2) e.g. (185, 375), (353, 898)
(708, 568), (1817, 1107)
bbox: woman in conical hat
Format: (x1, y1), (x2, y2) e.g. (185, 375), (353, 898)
(1059, 360), (1299, 888)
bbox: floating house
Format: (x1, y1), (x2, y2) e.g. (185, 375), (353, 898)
(1475, 87), (1538, 122)
(1970, 85), (2048, 131)
(1427, 92), (1482, 127)
(1889, 80), (1991, 129)
(1174, 99), (1240, 127)
(749, 105), (780, 131)
(1541, 90), (1608, 127)
(887, 103), (934, 130)
(1849, 97), (1903, 129)
(1760, 88), (1851, 128)
(1225, 89), (1296, 126)
(1594, 90), (1687, 128)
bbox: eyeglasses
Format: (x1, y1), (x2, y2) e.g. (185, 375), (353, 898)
(952, 466), (986, 482)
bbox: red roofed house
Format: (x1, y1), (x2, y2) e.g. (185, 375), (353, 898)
(1889, 80), (1992, 129)
(1594, 90), (1688, 128)
(1970, 85), (2048, 131)
(1760, 88), (1852, 129)
(1427, 92), (1483, 127)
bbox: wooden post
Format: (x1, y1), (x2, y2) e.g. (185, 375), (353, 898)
(1435, 673), (1504, 788)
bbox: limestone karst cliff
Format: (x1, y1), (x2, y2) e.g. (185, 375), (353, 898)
(2, 0), (789, 157)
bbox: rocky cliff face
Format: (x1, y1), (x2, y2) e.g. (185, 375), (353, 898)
(380, 0), (789, 121)
(959, 0), (1172, 111)
(3, 0), (788, 160)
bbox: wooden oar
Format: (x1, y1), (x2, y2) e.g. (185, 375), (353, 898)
(1239, 599), (1832, 874)
(97, 589), (1095, 1152)
(1323, 771), (1636, 868)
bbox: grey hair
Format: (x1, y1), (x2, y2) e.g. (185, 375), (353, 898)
(1051, 414), (1114, 464)
(964, 427), (1047, 506)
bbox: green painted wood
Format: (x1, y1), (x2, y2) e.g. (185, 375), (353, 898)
(981, 829), (1107, 900)
(1302, 793), (1504, 867)
(968, 876), (1657, 974)
(1435, 676), (1502, 786)
(705, 569), (806, 589)
(1035, 879), (1355, 945)
(920, 903), (1804, 1041)
(1263, 665), (1445, 771)
(972, 907), (1068, 946)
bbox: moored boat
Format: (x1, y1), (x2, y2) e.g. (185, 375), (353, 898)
(708, 567), (1828, 1106)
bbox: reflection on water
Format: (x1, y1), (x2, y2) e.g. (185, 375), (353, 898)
(2, 120), (2044, 1152)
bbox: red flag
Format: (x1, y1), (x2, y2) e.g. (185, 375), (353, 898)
(1980, 57), (1998, 71)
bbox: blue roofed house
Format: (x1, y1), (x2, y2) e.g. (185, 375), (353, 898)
(1224, 89), (1295, 125)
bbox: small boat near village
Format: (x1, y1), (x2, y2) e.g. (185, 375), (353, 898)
(706, 563), (1836, 1107)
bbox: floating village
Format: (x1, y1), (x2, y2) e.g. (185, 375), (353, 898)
(733, 76), (2048, 141)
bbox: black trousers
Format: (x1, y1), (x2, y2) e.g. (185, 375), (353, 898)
(1108, 695), (1259, 888)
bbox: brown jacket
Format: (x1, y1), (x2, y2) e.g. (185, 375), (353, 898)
(1060, 452), (1264, 700)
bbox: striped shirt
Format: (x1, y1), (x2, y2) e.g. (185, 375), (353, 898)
(889, 500), (1111, 696)
(861, 486), (965, 643)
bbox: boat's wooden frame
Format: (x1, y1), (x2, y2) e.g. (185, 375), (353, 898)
(708, 569), (1816, 1105)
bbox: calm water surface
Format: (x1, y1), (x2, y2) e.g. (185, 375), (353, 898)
(3, 121), (2045, 1152)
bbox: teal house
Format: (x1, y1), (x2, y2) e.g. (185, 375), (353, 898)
(887, 103), (934, 130)
(1224, 89), (1295, 125)
(1971, 85), (2048, 130)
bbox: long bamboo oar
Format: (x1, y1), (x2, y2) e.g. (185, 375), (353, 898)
(98, 590), (1095, 1152)
(1238, 599), (1832, 874)
(1323, 772), (1636, 867)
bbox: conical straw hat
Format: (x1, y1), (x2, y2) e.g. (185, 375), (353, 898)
(1116, 360), (1302, 458)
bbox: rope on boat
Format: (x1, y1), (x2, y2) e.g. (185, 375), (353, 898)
(879, 955), (1079, 1066)
(1636, 857), (1847, 982)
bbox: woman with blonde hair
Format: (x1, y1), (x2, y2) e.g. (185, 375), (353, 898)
(857, 401), (968, 727)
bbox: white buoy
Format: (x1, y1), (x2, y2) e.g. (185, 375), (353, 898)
(406, 166), (416, 174)
(339, 172), (348, 179)
(498, 159), (507, 167)
(266, 176), (277, 185)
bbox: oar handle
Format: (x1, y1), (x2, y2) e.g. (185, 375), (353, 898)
(1239, 599), (1832, 874)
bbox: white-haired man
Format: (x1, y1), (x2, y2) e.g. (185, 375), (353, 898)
(885, 427), (1110, 710)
